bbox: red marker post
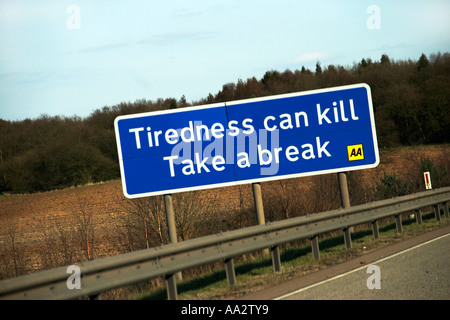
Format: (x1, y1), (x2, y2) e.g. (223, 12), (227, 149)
(424, 171), (432, 190)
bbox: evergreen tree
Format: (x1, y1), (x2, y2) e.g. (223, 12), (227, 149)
(417, 53), (429, 71)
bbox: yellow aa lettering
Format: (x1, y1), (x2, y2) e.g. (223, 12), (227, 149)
(347, 144), (364, 161)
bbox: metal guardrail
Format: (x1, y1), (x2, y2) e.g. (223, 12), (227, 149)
(1, 187), (449, 300)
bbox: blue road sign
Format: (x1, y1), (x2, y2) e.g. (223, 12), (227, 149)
(114, 83), (379, 198)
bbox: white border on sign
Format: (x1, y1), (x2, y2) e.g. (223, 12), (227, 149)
(114, 83), (380, 199)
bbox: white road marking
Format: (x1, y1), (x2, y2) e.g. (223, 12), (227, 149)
(274, 232), (450, 300)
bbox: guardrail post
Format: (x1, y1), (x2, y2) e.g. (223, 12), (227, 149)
(165, 274), (178, 300)
(311, 236), (320, 261)
(343, 228), (352, 249)
(415, 208), (422, 224)
(271, 246), (282, 273)
(225, 258), (237, 286)
(371, 220), (379, 240)
(434, 204), (441, 222)
(395, 214), (403, 233)
(444, 202), (449, 219)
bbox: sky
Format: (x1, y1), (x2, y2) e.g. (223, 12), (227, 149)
(1, 0), (449, 122)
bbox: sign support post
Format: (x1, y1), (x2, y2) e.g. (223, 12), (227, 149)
(164, 194), (182, 281)
(252, 183), (265, 225)
(338, 172), (352, 249)
(252, 182), (273, 260)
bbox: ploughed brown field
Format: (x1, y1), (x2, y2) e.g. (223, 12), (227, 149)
(1, 145), (449, 281)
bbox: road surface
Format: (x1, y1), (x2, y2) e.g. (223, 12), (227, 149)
(238, 225), (450, 300)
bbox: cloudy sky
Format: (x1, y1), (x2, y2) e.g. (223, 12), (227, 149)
(1, 0), (449, 121)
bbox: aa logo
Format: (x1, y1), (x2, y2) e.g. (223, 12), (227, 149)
(347, 144), (364, 161)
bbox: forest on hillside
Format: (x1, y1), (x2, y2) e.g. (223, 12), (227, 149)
(0, 52), (449, 194)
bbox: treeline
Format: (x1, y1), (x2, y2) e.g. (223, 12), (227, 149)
(0, 52), (449, 194)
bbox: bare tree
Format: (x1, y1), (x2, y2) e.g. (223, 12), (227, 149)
(37, 214), (79, 271)
(72, 195), (96, 261)
(112, 195), (167, 252)
(172, 190), (220, 241)
(0, 222), (28, 279)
